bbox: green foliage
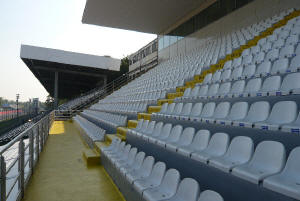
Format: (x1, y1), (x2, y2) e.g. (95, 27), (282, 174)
(119, 57), (129, 75)
(44, 95), (54, 111)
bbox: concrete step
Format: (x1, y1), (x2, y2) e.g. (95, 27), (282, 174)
(82, 149), (100, 166)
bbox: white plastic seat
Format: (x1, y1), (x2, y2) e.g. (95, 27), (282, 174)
(209, 136), (254, 172)
(223, 60), (232, 70)
(232, 57), (242, 68)
(241, 64), (256, 79)
(227, 80), (245, 97)
(243, 78), (262, 97)
(255, 101), (298, 131)
(181, 88), (192, 100)
(233, 101), (270, 128)
(220, 70), (231, 82)
(166, 127), (195, 152)
(142, 169), (180, 201)
(189, 103), (203, 122)
(216, 102), (248, 126)
(148, 123), (172, 143)
(216, 82), (231, 98)
(202, 102), (230, 124)
(136, 121), (156, 137)
(178, 103), (193, 120)
(288, 54), (300, 72)
(114, 147), (137, 169)
(156, 125), (183, 147)
(253, 52), (265, 64)
(273, 39), (285, 49)
(190, 86), (201, 99)
(133, 162), (166, 194)
(198, 190), (224, 201)
(256, 76), (281, 96)
(255, 61), (271, 76)
(263, 147), (300, 200)
(169, 103), (183, 119)
(195, 102), (216, 122)
(164, 178), (200, 201)
(120, 151), (145, 176)
(262, 42), (272, 53)
(143, 122), (164, 140)
(281, 111), (300, 134)
(196, 85), (209, 98)
(205, 84), (219, 98)
(232, 141), (286, 184)
(155, 103), (168, 117)
(177, 130), (210, 157)
(271, 58), (289, 74)
(128, 119), (144, 135)
(191, 133), (229, 163)
(230, 67), (243, 80)
(164, 103), (176, 117)
(271, 73), (300, 96)
(279, 45), (295, 58)
(202, 73), (213, 84)
(126, 156), (155, 184)
(242, 55), (253, 66)
(286, 35), (299, 45)
(251, 45), (260, 55)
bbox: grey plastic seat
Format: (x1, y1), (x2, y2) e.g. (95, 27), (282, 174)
(198, 190), (224, 201)
(143, 122), (163, 140)
(211, 71), (221, 83)
(271, 58), (289, 74)
(279, 45), (295, 58)
(177, 103), (193, 120)
(164, 103), (176, 117)
(253, 51), (265, 64)
(242, 55), (253, 66)
(177, 130), (211, 157)
(256, 76), (281, 97)
(262, 42), (272, 53)
(233, 101), (270, 128)
(166, 127), (195, 152)
(191, 133), (229, 163)
(255, 101), (298, 131)
(156, 125), (183, 147)
(190, 86), (201, 99)
(163, 178), (200, 201)
(232, 57), (242, 68)
(126, 156), (155, 184)
(230, 67), (243, 80)
(155, 103), (168, 117)
(209, 136), (254, 172)
(266, 49), (279, 61)
(250, 45), (260, 55)
(232, 141), (286, 184)
(115, 147), (137, 169)
(111, 144), (132, 165)
(216, 82), (231, 98)
(220, 70), (231, 82)
(255, 61), (271, 77)
(148, 123), (172, 143)
(273, 39), (285, 49)
(286, 35), (299, 45)
(196, 85), (209, 98)
(227, 80), (245, 98)
(189, 103), (203, 122)
(243, 78), (262, 97)
(181, 88), (192, 100)
(137, 121), (156, 137)
(129, 119), (145, 135)
(142, 169), (180, 201)
(202, 73), (213, 84)
(169, 103), (183, 119)
(270, 73), (300, 96)
(205, 84), (219, 98)
(120, 151), (146, 176)
(202, 102), (230, 124)
(263, 147), (300, 200)
(241, 64), (256, 79)
(281, 111), (300, 134)
(215, 102), (248, 126)
(288, 54), (300, 72)
(223, 60), (232, 70)
(195, 102), (216, 122)
(133, 162), (166, 194)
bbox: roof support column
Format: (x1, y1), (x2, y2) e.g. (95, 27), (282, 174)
(54, 71), (59, 108)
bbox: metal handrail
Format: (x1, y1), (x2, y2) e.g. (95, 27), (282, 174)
(0, 111), (54, 201)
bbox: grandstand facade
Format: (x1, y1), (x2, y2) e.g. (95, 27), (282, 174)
(1, 1), (300, 201)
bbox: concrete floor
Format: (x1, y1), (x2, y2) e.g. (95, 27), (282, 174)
(22, 120), (125, 201)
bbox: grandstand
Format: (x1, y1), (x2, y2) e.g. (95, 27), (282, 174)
(1, 1), (300, 201)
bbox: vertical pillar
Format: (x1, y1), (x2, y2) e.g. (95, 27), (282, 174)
(0, 155), (6, 201)
(54, 71), (59, 108)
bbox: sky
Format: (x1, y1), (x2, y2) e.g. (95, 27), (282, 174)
(0, 0), (156, 102)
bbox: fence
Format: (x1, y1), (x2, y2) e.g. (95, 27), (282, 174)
(0, 111), (54, 201)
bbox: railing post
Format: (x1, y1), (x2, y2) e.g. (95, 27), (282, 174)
(36, 127), (40, 161)
(0, 155), (6, 201)
(29, 130), (34, 173)
(39, 124), (44, 151)
(18, 139), (25, 199)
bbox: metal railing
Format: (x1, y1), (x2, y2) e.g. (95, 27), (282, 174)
(0, 111), (54, 201)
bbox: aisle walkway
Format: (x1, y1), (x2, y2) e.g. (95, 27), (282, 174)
(23, 120), (125, 201)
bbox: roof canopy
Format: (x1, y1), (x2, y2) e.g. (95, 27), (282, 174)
(21, 45), (121, 99)
(82, 0), (212, 34)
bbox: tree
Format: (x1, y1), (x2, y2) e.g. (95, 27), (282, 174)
(119, 57), (129, 75)
(44, 95), (54, 111)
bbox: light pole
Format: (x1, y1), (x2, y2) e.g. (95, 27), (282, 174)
(16, 94), (20, 118)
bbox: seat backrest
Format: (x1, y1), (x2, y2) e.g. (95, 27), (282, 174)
(167, 125), (183, 142)
(220, 70), (231, 81)
(173, 103), (183, 115)
(166, 103), (176, 114)
(253, 52), (265, 64)
(149, 162), (167, 185)
(160, 103), (169, 114)
(176, 178), (200, 201)
(260, 76), (281, 92)
(242, 55), (253, 66)
(225, 136), (254, 162)
(207, 84), (219, 96)
(158, 123), (173, 138)
(245, 101), (270, 122)
(140, 156), (155, 177)
(145, 121), (156, 134)
(141, 120), (150, 131)
(198, 190), (224, 201)
(251, 45), (260, 55)
(217, 82), (231, 95)
(203, 73), (213, 84)
(213, 102), (230, 119)
(232, 57), (242, 68)
(152, 122), (164, 136)
(191, 130), (211, 150)
(133, 152), (146, 170)
(230, 67), (243, 80)
(181, 103), (193, 116)
(198, 85), (209, 96)
(242, 48), (250, 57)
(249, 141), (286, 172)
(179, 127), (195, 145)
(256, 61), (271, 74)
(206, 133), (229, 155)
(135, 119), (144, 130)
(230, 80), (245, 94)
(160, 169), (180, 195)
(286, 35), (299, 45)
(280, 73), (300, 91)
(271, 58), (289, 73)
(223, 60), (232, 69)
(279, 45), (295, 58)
(127, 148), (138, 165)
(281, 147), (300, 176)
(289, 54), (300, 71)
(183, 88), (192, 97)
(244, 78), (262, 93)
(200, 102), (216, 118)
(190, 103), (203, 117)
(242, 64), (256, 77)
(212, 71), (221, 82)
(228, 102), (248, 120)
(191, 86), (200, 97)
(267, 101), (297, 124)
